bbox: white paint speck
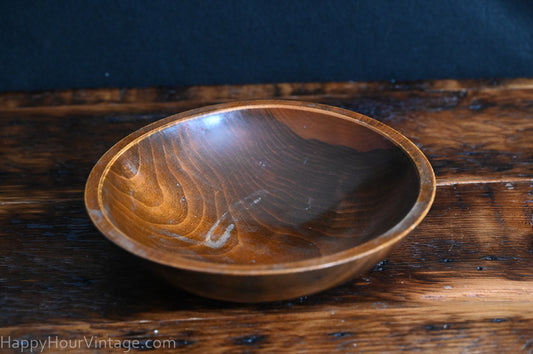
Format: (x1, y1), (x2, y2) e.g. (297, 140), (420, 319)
(154, 329), (158, 334)
(505, 183), (514, 190)
(159, 230), (195, 244)
(204, 214), (235, 249)
(444, 285), (452, 289)
(124, 159), (139, 175)
(88, 209), (104, 223)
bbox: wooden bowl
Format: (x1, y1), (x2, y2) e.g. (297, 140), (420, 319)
(85, 100), (435, 302)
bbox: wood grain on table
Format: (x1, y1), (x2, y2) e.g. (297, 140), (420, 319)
(1, 79), (532, 352)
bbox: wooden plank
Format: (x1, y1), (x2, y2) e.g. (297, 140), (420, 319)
(1, 78), (533, 109)
(1, 182), (531, 326)
(0, 302), (532, 353)
(1, 82), (531, 190)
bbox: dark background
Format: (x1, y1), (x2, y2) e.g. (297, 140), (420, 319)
(1, 0), (532, 92)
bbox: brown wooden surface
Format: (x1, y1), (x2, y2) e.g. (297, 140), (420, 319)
(1, 78), (532, 352)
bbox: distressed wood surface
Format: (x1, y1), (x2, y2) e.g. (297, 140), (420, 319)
(1, 79), (532, 352)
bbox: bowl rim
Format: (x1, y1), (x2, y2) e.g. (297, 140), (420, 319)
(85, 100), (436, 275)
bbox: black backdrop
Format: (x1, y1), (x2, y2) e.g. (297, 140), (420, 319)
(1, 0), (532, 91)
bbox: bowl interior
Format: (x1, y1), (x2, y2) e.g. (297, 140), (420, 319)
(98, 105), (420, 266)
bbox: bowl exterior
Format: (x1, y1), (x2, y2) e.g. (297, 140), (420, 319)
(150, 243), (393, 302)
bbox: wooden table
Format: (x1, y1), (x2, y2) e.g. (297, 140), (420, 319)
(1, 79), (532, 352)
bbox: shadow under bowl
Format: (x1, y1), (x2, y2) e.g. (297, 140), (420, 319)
(85, 100), (435, 302)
